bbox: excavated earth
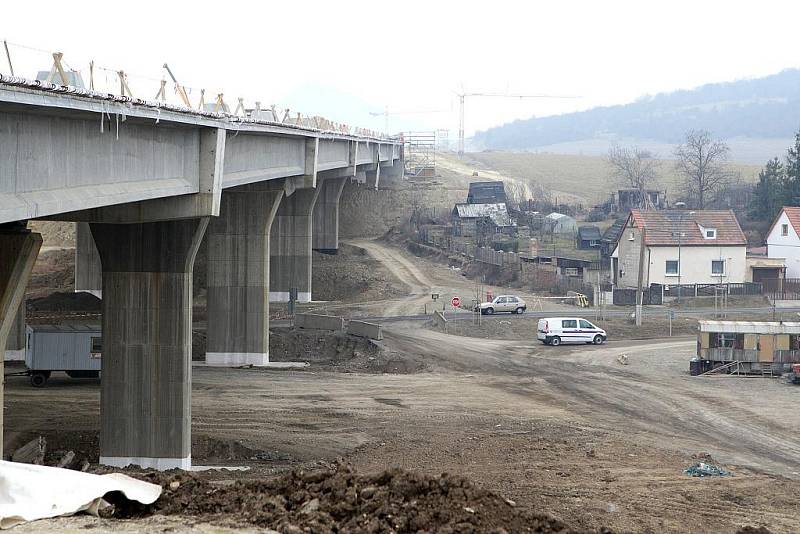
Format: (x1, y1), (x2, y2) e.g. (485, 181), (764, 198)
(109, 463), (581, 533)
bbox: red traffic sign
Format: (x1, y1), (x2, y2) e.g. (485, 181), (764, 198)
(451, 296), (461, 308)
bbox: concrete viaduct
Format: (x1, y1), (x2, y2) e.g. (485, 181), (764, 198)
(0, 78), (402, 469)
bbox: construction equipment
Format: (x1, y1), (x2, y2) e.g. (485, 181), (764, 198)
(368, 107), (450, 135)
(787, 363), (800, 384)
(455, 90), (580, 156)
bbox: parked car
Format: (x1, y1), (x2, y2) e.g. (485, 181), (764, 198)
(477, 295), (527, 315)
(537, 317), (607, 346)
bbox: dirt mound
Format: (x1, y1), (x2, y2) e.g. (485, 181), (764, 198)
(110, 464), (580, 533)
(28, 221), (76, 247)
(312, 243), (405, 303)
(193, 436), (290, 463)
(270, 327), (425, 373)
(27, 249), (75, 299)
(27, 291), (101, 313)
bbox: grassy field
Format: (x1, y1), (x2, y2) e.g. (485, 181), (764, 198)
(447, 151), (761, 206)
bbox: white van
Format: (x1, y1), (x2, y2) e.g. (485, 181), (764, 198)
(537, 317), (607, 346)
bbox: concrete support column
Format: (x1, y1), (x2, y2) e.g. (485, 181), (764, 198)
(312, 177), (348, 254)
(75, 222), (102, 297)
(0, 223), (42, 459)
(90, 218), (208, 470)
(269, 187), (321, 303)
(4, 305), (25, 361)
(206, 185), (284, 367)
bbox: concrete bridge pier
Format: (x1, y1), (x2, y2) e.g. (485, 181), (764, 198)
(312, 176), (348, 254)
(90, 218), (208, 470)
(0, 223), (42, 458)
(75, 222), (102, 297)
(269, 186), (321, 303)
(5, 306), (26, 361)
(205, 185), (284, 366)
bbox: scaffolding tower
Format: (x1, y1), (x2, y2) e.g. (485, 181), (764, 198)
(403, 131), (437, 179)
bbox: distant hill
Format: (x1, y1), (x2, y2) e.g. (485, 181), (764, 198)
(473, 69), (800, 163)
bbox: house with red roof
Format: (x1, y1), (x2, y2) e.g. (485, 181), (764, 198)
(612, 209), (747, 288)
(766, 207), (800, 278)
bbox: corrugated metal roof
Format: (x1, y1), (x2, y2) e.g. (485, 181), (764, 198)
(453, 203), (513, 227)
(546, 212), (569, 220)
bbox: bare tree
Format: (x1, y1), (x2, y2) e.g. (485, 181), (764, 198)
(607, 145), (660, 209)
(504, 180), (529, 210)
(674, 129), (731, 209)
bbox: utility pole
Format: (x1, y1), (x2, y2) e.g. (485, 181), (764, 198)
(635, 224), (647, 326)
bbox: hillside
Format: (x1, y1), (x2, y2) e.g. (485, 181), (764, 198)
(442, 151), (760, 206)
(473, 69), (800, 163)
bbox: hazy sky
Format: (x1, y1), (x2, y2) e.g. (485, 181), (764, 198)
(3, 0), (800, 135)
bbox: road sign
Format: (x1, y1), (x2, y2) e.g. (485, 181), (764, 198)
(451, 296), (461, 308)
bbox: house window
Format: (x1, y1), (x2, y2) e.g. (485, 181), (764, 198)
(705, 228), (717, 239)
(564, 267), (579, 277)
(782, 224), (789, 236)
(712, 260), (725, 275)
(665, 260), (679, 275)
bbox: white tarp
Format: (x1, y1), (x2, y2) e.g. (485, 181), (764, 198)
(0, 460), (162, 529)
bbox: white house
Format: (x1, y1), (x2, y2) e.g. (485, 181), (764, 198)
(767, 207), (800, 278)
(612, 209), (747, 288)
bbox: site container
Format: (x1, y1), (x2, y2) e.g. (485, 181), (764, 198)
(25, 323), (101, 387)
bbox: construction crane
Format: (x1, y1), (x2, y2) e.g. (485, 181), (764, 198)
(369, 106), (451, 135)
(456, 91), (580, 156)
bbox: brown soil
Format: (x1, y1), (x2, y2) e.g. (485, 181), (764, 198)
(110, 463), (577, 533)
(270, 327), (425, 374)
(28, 221), (76, 247)
(26, 249), (75, 299)
(5, 427), (287, 466)
(312, 243), (406, 303)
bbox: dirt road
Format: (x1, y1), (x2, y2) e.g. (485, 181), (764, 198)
(311, 238), (571, 319)
(346, 238), (434, 316)
(7, 324), (800, 532)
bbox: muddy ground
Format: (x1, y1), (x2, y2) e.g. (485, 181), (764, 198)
(7, 329), (800, 533)
(9, 228), (800, 533)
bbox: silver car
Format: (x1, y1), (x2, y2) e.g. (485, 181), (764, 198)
(478, 295), (527, 315)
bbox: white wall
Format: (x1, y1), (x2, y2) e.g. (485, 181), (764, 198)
(767, 211), (800, 278)
(647, 245), (747, 285)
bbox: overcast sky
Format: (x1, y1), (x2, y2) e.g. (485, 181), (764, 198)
(3, 0), (800, 136)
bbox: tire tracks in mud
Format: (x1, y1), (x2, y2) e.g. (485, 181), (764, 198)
(383, 326), (800, 477)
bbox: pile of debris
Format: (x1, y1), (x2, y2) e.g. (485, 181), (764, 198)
(684, 462), (731, 477)
(110, 463), (583, 533)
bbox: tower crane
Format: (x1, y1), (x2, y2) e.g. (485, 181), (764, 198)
(369, 106), (451, 135)
(456, 91), (580, 156)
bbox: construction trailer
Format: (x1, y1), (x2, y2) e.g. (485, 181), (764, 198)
(25, 323), (102, 387)
(692, 320), (800, 376)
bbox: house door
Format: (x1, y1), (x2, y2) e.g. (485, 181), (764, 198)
(758, 335), (775, 363)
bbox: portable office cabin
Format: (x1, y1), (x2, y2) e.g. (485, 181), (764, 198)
(25, 323), (101, 386)
(696, 320), (800, 374)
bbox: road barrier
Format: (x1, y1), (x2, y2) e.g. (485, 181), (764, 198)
(295, 313), (344, 331)
(347, 320), (383, 340)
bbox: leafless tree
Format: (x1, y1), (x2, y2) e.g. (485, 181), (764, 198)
(504, 180), (529, 210)
(674, 129), (731, 209)
(606, 144), (660, 209)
